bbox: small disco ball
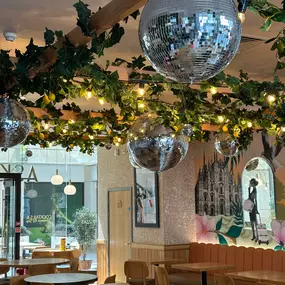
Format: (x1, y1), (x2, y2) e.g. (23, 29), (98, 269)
(0, 98), (30, 148)
(215, 134), (239, 157)
(127, 113), (189, 172)
(139, 0), (241, 83)
(26, 150), (33, 157)
(181, 124), (193, 136)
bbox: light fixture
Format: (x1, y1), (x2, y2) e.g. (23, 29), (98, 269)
(138, 82), (146, 96)
(27, 189), (38, 199)
(51, 169), (63, 185)
(64, 180), (76, 195)
(237, 12), (246, 23)
(209, 86), (218, 95)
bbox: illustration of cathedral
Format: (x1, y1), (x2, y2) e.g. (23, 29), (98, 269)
(195, 152), (242, 216)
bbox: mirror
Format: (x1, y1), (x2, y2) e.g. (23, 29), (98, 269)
(242, 157), (276, 231)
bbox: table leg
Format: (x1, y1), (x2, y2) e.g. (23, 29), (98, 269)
(201, 271), (207, 285)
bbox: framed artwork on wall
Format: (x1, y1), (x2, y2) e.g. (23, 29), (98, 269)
(134, 168), (159, 228)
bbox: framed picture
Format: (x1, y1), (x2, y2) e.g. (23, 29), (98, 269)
(134, 168), (159, 228)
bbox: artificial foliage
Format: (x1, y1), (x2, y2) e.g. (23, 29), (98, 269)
(0, 0), (285, 155)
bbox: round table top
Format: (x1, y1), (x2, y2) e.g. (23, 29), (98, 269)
(33, 248), (76, 252)
(25, 273), (98, 284)
(0, 258), (69, 268)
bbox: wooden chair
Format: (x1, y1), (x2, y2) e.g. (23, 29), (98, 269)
(214, 274), (235, 285)
(54, 251), (74, 273)
(155, 267), (169, 285)
(104, 275), (116, 284)
(124, 260), (155, 285)
(10, 275), (30, 285)
(0, 258), (9, 277)
(31, 251), (53, 259)
(28, 264), (56, 276)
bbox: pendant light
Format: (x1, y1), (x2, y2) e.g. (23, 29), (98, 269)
(26, 181), (37, 199)
(64, 152), (76, 195)
(51, 149), (63, 185)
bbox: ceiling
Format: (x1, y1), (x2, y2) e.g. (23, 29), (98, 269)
(0, 0), (284, 109)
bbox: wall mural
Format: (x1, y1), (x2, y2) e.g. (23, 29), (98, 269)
(194, 132), (285, 250)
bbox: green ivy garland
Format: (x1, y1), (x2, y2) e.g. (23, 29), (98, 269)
(0, 0), (285, 155)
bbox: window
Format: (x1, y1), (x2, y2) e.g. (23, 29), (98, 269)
(203, 204), (208, 215)
(204, 192), (208, 202)
(210, 205), (215, 216)
(220, 203), (224, 215)
(220, 186), (223, 194)
(219, 169), (223, 182)
(211, 193), (214, 202)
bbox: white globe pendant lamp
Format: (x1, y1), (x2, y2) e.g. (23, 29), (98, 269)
(64, 179), (76, 195)
(51, 169), (63, 185)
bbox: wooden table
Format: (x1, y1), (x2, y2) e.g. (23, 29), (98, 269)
(25, 273), (98, 285)
(0, 258), (69, 268)
(226, 271), (285, 283)
(172, 263), (235, 285)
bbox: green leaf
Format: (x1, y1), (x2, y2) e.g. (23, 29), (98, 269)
(218, 234), (228, 245)
(226, 225), (243, 238)
(274, 245), (283, 251)
(265, 37), (277, 44)
(216, 218), (222, 231)
(73, 0), (92, 36)
(261, 18), (272, 31)
(44, 28), (55, 45)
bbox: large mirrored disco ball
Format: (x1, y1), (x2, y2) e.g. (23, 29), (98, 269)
(139, 0), (241, 83)
(0, 98), (30, 148)
(127, 113), (189, 172)
(214, 134), (239, 157)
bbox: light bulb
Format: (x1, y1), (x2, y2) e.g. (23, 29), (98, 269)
(62, 129), (67, 133)
(86, 91), (92, 99)
(63, 79), (67, 83)
(138, 82), (145, 96)
(218, 116), (224, 123)
(115, 142), (120, 147)
(69, 120), (74, 124)
(210, 87), (218, 95)
(98, 98), (105, 105)
(117, 137), (122, 142)
(238, 12), (246, 23)
(89, 135), (94, 140)
(267, 94), (276, 103)
(64, 180), (76, 195)
(51, 169), (63, 185)
(281, 127), (285, 132)
(44, 123), (49, 130)
(138, 102), (145, 109)
(247, 121), (253, 128)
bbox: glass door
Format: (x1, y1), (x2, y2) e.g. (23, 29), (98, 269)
(0, 174), (21, 260)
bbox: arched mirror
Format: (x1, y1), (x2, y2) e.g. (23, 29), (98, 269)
(242, 157), (276, 235)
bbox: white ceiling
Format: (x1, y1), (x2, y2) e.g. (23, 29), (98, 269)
(0, 0), (284, 109)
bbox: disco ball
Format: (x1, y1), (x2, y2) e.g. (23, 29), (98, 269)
(127, 113), (189, 172)
(181, 124), (193, 136)
(215, 134), (239, 157)
(26, 150), (33, 157)
(0, 98), (30, 148)
(139, 0), (241, 83)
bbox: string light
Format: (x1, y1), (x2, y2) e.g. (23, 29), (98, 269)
(44, 123), (49, 130)
(117, 137), (122, 142)
(247, 121), (253, 128)
(237, 12), (246, 23)
(266, 94), (276, 103)
(138, 102), (145, 109)
(62, 129), (67, 134)
(209, 86), (218, 95)
(115, 142), (120, 147)
(98, 97), (105, 105)
(217, 116), (224, 123)
(89, 135), (94, 140)
(63, 79), (67, 83)
(86, 91), (92, 99)
(138, 82), (145, 96)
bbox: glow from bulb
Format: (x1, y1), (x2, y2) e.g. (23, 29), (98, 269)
(210, 86), (218, 95)
(267, 94), (276, 103)
(44, 123), (49, 130)
(117, 137), (122, 142)
(238, 12), (246, 23)
(171, 134), (176, 138)
(138, 103), (145, 109)
(87, 91), (92, 99)
(281, 127), (285, 132)
(89, 135), (94, 140)
(115, 142), (120, 147)
(218, 116), (224, 123)
(247, 122), (253, 128)
(138, 88), (146, 96)
(63, 129), (67, 134)
(99, 98), (105, 105)
(69, 120), (75, 124)
(63, 79), (67, 83)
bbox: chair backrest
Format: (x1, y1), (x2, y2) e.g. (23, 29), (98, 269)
(124, 260), (149, 280)
(70, 258), (79, 272)
(104, 275), (116, 284)
(32, 251), (54, 259)
(214, 274), (235, 285)
(155, 266), (169, 285)
(10, 275), (30, 285)
(28, 264), (56, 276)
(0, 258), (9, 275)
(54, 251), (73, 260)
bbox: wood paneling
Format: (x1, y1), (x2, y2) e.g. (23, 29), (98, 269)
(132, 243), (190, 278)
(97, 240), (108, 284)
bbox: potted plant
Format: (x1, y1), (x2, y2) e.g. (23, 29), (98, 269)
(72, 207), (97, 270)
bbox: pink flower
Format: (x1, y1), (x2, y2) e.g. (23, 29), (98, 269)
(271, 220), (285, 244)
(196, 214), (217, 244)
